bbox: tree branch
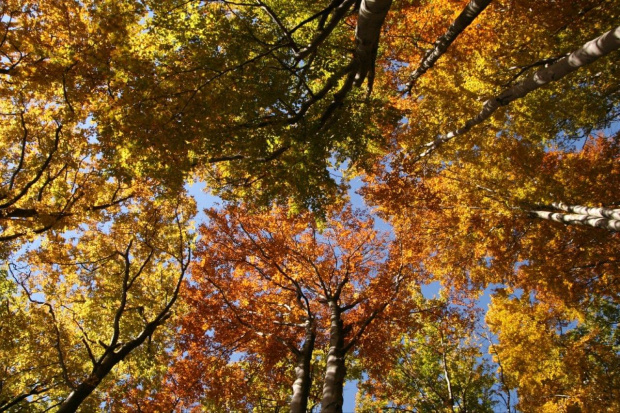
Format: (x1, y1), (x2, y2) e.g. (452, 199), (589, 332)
(414, 26), (620, 160)
(404, 0), (493, 94)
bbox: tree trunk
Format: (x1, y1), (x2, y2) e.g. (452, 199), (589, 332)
(552, 202), (620, 221)
(440, 332), (456, 412)
(320, 301), (347, 413)
(405, 0), (493, 93)
(418, 26), (620, 159)
(529, 210), (620, 232)
(354, 0), (393, 87)
(291, 320), (316, 413)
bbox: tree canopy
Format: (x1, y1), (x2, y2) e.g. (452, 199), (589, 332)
(1, 0), (619, 412)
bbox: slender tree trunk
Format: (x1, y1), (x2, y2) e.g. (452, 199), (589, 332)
(529, 210), (620, 232)
(439, 332), (456, 412)
(291, 320), (316, 413)
(354, 0), (393, 87)
(552, 202), (620, 221)
(320, 301), (347, 413)
(417, 26), (620, 159)
(404, 0), (493, 93)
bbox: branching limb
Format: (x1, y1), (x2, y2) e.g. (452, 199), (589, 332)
(404, 0), (493, 94)
(0, 122), (62, 210)
(414, 26), (620, 161)
(501, 55), (566, 87)
(295, 0), (357, 61)
(0, 385), (51, 412)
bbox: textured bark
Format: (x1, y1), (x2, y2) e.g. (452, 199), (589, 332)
(320, 301), (347, 413)
(417, 26), (620, 159)
(552, 202), (620, 221)
(529, 210), (620, 232)
(290, 321), (316, 413)
(404, 0), (493, 93)
(354, 0), (393, 87)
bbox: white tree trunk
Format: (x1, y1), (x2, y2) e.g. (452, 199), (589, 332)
(418, 26), (620, 159)
(290, 321), (316, 413)
(320, 301), (347, 413)
(552, 202), (620, 221)
(405, 0), (493, 93)
(440, 332), (456, 412)
(530, 210), (620, 232)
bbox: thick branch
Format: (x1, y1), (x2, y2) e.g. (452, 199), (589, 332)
(552, 202), (620, 221)
(501, 55), (564, 87)
(252, 61), (356, 128)
(56, 239), (190, 412)
(529, 210), (620, 232)
(353, 0), (393, 88)
(256, 0), (299, 52)
(321, 300), (347, 413)
(0, 386), (50, 412)
(290, 319), (316, 413)
(8, 112), (29, 191)
(416, 26), (620, 160)
(108, 241), (135, 350)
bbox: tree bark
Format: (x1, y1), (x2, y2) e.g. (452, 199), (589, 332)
(529, 210), (620, 232)
(552, 202), (620, 221)
(320, 301), (347, 413)
(290, 320), (316, 413)
(354, 0), (393, 87)
(404, 0), (493, 93)
(417, 26), (620, 159)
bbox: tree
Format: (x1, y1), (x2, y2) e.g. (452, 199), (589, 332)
(0, 192), (193, 411)
(368, 0), (619, 179)
(2, 0), (620, 410)
(157, 202), (416, 413)
(415, 26), (620, 160)
(487, 291), (620, 412)
(357, 295), (500, 413)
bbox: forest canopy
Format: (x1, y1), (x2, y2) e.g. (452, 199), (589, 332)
(1, 0), (619, 412)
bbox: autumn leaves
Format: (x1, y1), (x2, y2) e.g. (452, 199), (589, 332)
(179, 205), (414, 412)
(1, 0), (620, 412)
